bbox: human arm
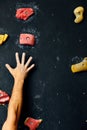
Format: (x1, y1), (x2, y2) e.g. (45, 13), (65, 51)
(2, 52), (35, 130)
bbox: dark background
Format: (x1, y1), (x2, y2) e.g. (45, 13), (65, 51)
(0, 0), (87, 130)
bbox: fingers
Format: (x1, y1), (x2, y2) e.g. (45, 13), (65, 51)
(5, 64), (13, 75)
(27, 64), (35, 72)
(21, 52), (26, 65)
(15, 52), (20, 65)
(25, 56), (33, 68)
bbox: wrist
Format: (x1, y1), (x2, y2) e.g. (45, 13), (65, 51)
(14, 78), (24, 90)
(14, 78), (24, 84)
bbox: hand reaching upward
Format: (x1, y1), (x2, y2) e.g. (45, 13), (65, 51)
(5, 52), (35, 81)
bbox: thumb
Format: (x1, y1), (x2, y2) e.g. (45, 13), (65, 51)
(5, 64), (13, 75)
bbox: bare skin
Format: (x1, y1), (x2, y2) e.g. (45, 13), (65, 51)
(2, 52), (35, 130)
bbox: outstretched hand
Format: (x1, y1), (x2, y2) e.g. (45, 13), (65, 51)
(5, 52), (35, 81)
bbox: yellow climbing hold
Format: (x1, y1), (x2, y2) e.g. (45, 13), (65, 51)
(71, 57), (87, 73)
(0, 34), (8, 45)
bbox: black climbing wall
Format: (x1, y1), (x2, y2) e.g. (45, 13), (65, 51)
(0, 0), (87, 130)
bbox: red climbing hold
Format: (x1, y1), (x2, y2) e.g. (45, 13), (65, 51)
(24, 117), (42, 130)
(0, 90), (10, 105)
(16, 8), (34, 20)
(19, 33), (35, 46)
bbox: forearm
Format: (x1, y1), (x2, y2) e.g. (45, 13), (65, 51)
(7, 78), (24, 124)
